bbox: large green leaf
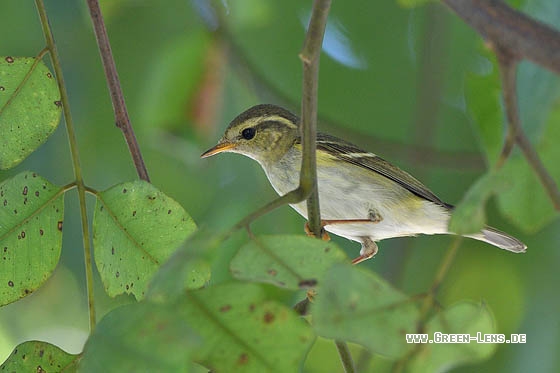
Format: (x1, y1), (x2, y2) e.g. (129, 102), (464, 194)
(79, 302), (200, 373)
(312, 264), (419, 358)
(93, 181), (197, 299)
(230, 235), (347, 289)
(0, 56), (62, 169)
(407, 302), (496, 372)
(0, 340), (78, 372)
(0, 171), (64, 305)
(181, 282), (314, 372)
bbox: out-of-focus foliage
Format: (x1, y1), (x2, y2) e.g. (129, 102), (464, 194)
(0, 0), (559, 372)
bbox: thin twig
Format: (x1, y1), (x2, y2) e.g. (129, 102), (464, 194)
(299, 0), (331, 237)
(494, 48), (560, 209)
(493, 48), (518, 170)
(85, 0), (150, 182)
(335, 340), (356, 373)
(443, 0), (560, 74)
(35, 0), (96, 331)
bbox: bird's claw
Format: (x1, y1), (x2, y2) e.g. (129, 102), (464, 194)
(304, 222), (330, 241)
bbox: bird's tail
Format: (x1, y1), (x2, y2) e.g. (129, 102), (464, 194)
(465, 226), (527, 253)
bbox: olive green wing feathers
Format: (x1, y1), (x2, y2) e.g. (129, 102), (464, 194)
(316, 133), (453, 209)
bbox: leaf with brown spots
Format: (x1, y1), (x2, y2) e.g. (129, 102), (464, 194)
(230, 235), (347, 289)
(93, 181), (197, 300)
(0, 56), (62, 169)
(0, 171), (64, 306)
(180, 282), (314, 372)
(312, 264), (419, 358)
(0, 340), (78, 372)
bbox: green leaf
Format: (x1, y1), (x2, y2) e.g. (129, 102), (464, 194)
(79, 301), (200, 373)
(449, 170), (511, 235)
(407, 302), (496, 372)
(147, 227), (218, 303)
(230, 235), (347, 290)
(0, 56), (62, 169)
(0, 171), (64, 305)
(312, 264), (419, 358)
(0, 340), (78, 372)
(93, 181), (197, 299)
(181, 282), (314, 372)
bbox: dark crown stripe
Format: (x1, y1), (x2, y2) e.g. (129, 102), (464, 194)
(230, 104), (299, 128)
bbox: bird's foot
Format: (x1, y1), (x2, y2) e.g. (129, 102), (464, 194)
(304, 222), (330, 241)
(351, 238), (379, 265)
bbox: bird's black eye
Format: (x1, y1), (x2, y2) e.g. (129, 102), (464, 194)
(241, 127), (256, 140)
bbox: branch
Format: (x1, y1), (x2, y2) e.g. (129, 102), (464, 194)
(443, 0), (560, 74)
(35, 0), (96, 331)
(299, 0), (331, 237)
(299, 2), (357, 371)
(445, 0), (560, 209)
(335, 340), (356, 373)
(85, 0), (150, 182)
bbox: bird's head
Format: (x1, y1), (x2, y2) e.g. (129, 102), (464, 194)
(201, 104), (300, 165)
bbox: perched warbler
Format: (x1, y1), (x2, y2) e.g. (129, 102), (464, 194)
(202, 104), (526, 263)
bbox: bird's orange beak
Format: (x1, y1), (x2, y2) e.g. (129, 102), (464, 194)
(200, 141), (236, 158)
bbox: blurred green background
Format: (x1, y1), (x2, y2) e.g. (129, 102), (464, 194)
(1, 0), (559, 372)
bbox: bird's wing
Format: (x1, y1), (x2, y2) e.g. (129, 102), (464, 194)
(316, 133), (452, 209)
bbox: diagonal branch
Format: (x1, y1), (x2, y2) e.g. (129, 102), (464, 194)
(85, 0), (150, 182)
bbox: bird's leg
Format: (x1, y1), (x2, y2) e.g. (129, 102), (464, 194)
(321, 209), (383, 226)
(304, 209), (383, 242)
(352, 237), (379, 265)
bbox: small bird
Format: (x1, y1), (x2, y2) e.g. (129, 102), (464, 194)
(201, 104), (526, 263)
